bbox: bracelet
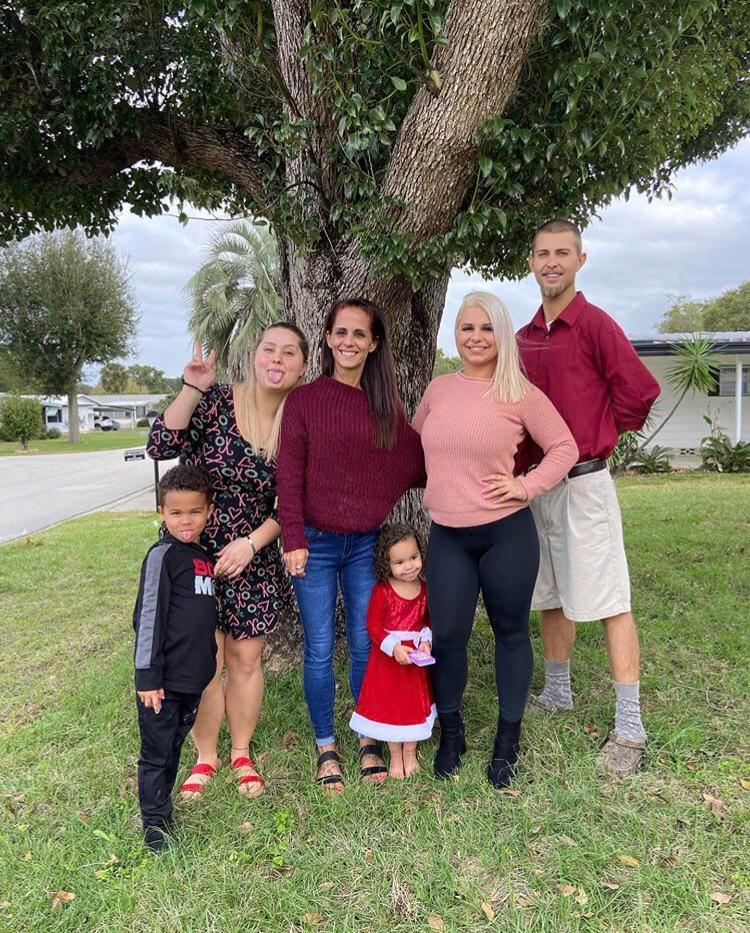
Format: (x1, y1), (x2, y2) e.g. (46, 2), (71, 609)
(246, 536), (257, 557)
(182, 377), (206, 396)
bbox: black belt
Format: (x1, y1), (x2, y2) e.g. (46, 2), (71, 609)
(568, 458), (607, 479)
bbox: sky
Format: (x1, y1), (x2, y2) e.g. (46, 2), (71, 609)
(110, 136), (750, 378)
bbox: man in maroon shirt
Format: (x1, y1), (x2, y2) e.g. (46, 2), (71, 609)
(517, 219), (660, 777)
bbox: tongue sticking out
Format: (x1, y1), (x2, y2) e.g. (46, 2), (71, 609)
(267, 370), (284, 385)
(179, 530), (194, 542)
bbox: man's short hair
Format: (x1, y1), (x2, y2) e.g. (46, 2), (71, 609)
(531, 219), (583, 253)
(158, 463), (213, 504)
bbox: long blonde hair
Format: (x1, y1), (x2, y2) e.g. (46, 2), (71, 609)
(456, 291), (530, 404)
(234, 322), (309, 461)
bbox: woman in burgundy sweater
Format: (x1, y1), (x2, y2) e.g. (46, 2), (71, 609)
(277, 298), (425, 791)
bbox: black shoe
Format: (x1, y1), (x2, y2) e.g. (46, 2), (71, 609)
(144, 824), (171, 854)
(434, 712), (466, 779)
(487, 717), (521, 789)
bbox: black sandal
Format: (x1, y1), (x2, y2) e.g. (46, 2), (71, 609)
(315, 749), (344, 788)
(358, 743), (387, 782)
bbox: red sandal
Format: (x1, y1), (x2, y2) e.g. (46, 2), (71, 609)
(178, 762), (219, 800)
(231, 755), (265, 798)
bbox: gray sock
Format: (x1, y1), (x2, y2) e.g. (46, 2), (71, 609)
(614, 681), (647, 743)
(536, 660), (574, 710)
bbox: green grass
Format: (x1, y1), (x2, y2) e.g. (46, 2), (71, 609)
(1, 474), (748, 932)
(0, 428), (149, 456)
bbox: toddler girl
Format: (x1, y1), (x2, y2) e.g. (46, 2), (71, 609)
(349, 523), (435, 777)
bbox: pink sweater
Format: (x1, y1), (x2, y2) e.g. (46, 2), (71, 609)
(412, 373), (578, 527)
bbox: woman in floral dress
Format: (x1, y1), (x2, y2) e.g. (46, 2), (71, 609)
(147, 323), (308, 798)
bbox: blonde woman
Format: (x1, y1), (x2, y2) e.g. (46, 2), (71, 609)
(412, 293), (577, 788)
(147, 323), (308, 798)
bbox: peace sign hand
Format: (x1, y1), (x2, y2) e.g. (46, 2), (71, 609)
(183, 341), (218, 393)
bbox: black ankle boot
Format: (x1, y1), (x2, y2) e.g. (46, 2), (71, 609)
(487, 717), (521, 789)
(434, 712), (466, 779)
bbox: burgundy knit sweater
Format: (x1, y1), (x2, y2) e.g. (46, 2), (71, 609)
(277, 376), (426, 552)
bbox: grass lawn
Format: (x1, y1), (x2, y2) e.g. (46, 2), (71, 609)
(0, 428), (149, 456)
(1, 474), (748, 932)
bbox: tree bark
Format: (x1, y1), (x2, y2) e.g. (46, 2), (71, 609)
(67, 390), (80, 443)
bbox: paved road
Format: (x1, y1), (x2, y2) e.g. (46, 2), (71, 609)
(2, 447), (176, 544)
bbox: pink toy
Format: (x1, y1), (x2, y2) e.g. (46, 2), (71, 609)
(408, 650), (435, 666)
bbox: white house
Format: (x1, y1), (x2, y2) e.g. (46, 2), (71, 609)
(9, 393), (166, 433)
(632, 332), (749, 453)
(88, 394), (166, 428)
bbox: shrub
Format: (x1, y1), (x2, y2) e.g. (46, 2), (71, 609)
(630, 445), (672, 474)
(46, 427), (62, 439)
(0, 395), (45, 449)
(700, 415), (750, 473)
(136, 417), (150, 427)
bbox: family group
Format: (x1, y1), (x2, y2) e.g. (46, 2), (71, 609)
(133, 219), (660, 852)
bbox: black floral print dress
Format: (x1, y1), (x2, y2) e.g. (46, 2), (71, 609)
(147, 384), (292, 639)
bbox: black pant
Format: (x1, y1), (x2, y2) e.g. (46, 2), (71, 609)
(136, 690), (201, 830)
(426, 508), (540, 721)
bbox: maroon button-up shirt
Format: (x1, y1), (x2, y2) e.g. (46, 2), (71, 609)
(516, 292), (660, 469)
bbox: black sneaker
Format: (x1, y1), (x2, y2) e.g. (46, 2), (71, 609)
(144, 824), (170, 854)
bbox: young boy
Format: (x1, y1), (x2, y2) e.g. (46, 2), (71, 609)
(133, 463), (218, 852)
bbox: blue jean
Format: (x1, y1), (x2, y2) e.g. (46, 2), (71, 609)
(292, 526), (377, 746)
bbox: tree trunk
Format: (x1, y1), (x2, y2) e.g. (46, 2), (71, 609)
(67, 390), (80, 443)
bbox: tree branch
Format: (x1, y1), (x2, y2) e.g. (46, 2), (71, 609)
(28, 111), (271, 207)
(270, 0), (337, 208)
(366, 0), (546, 245)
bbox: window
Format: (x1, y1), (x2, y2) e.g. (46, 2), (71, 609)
(717, 365), (750, 398)
(47, 408), (62, 423)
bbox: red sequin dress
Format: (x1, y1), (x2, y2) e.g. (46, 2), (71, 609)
(350, 581), (436, 742)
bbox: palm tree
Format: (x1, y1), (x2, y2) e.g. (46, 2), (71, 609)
(637, 335), (719, 451)
(185, 221), (283, 380)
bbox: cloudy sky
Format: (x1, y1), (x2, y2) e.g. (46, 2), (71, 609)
(110, 136), (750, 378)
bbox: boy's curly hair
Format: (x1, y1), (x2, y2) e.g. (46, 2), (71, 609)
(374, 522), (426, 583)
(158, 463), (213, 505)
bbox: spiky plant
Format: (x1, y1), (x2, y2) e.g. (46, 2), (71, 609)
(185, 221), (283, 380)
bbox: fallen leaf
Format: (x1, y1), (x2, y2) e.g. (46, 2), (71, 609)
(559, 885), (576, 896)
(319, 880), (334, 890)
(660, 856), (678, 869)
(107, 853), (119, 864)
(50, 891), (75, 909)
(558, 835), (577, 846)
(702, 793), (728, 815)
(709, 892), (731, 906)
(282, 730), (298, 747)
(600, 881), (620, 890)
(617, 855), (639, 867)
(515, 896), (532, 908)
(364, 849), (373, 863)
(739, 778), (750, 791)
(302, 913), (322, 925)
(428, 916), (446, 931)
(686, 762), (699, 772)
(240, 822), (253, 833)
(577, 912), (593, 919)
(77, 811), (91, 823)
(497, 787), (520, 797)
(575, 890), (589, 906)
(481, 901), (495, 921)
(583, 723), (601, 739)
(530, 825), (541, 835)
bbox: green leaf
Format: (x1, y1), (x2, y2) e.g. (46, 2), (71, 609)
(390, 76), (407, 91)
(478, 154), (493, 177)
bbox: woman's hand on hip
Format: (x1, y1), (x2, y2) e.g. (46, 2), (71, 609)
(284, 548), (309, 577)
(183, 340), (217, 393)
(215, 537), (255, 579)
(481, 473), (528, 504)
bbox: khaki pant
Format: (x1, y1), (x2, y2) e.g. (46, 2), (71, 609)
(529, 469), (631, 622)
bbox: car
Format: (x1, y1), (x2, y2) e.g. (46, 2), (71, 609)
(98, 416), (121, 431)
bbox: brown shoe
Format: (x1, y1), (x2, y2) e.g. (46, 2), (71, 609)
(524, 693), (573, 717)
(596, 734), (646, 777)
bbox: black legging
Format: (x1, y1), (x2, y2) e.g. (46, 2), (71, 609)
(426, 508), (540, 722)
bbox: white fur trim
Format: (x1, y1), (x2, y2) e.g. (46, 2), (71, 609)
(416, 626), (432, 647)
(349, 704), (436, 742)
(380, 633), (399, 656)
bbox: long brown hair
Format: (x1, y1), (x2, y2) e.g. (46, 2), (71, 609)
(235, 321), (309, 461)
(320, 298), (401, 450)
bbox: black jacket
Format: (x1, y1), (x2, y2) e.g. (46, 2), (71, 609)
(133, 533), (218, 693)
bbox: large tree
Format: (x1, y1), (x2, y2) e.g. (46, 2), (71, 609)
(2, 1), (749, 415)
(0, 231), (138, 441)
